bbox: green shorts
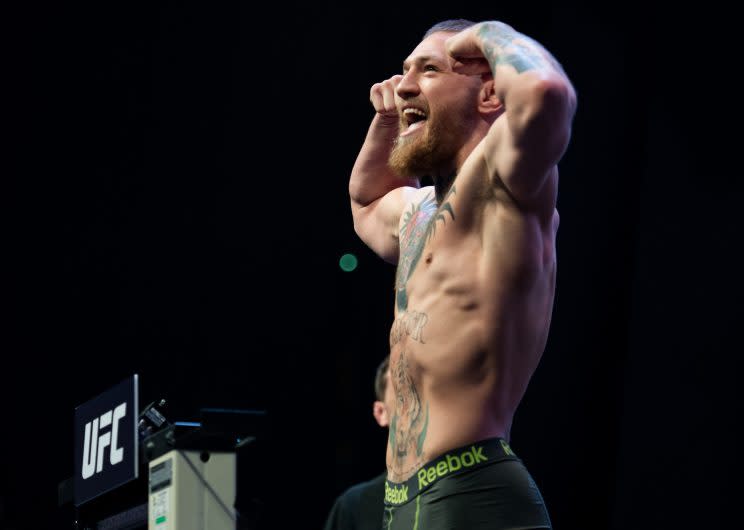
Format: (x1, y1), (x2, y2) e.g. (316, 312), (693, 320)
(382, 438), (551, 530)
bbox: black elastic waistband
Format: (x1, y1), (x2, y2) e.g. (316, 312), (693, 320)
(384, 437), (519, 506)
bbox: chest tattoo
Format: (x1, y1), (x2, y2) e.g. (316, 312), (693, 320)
(395, 187), (456, 311)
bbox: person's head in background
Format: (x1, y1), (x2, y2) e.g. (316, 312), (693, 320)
(372, 356), (395, 428)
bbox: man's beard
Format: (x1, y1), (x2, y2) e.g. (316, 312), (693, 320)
(388, 107), (468, 178)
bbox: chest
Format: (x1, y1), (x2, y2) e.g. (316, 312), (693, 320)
(395, 190), (482, 313)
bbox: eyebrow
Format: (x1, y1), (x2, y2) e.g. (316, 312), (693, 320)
(402, 55), (442, 72)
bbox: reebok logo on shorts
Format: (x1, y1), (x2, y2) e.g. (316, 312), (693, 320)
(418, 445), (488, 489)
(385, 482), (409, 504)
(384, 437), (517, 506)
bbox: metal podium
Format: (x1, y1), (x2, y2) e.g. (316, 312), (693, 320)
(148, 449), (236, 529)
(59, 374), (266, 530)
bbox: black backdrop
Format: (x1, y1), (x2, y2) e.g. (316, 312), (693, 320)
(4, 2), (741, 529)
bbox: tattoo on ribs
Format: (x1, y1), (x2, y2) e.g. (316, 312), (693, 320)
(390, 310), (429, 348)
(395, 188), (456, 311)
(389, 350), (429, 476)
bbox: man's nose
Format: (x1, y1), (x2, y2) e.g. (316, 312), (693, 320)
(395, 71), (420, 99)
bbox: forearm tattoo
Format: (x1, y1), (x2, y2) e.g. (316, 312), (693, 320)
(477, 22), (553, 74)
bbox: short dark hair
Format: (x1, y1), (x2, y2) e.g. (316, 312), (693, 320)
(374, 355), (390, 401)
(423, 19), (477, 39)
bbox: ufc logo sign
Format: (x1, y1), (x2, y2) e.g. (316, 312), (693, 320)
(81, 403), (127, 479)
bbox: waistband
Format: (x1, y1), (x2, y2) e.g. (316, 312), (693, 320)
(384, 437), (519, 506)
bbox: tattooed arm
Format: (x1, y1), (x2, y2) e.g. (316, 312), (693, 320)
(447, 22), (577, 203)
(350, 75), (421, 264)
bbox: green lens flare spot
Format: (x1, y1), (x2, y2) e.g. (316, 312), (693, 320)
(339, 253), (358, 272)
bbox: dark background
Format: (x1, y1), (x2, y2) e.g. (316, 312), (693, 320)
(4, 2), (741, 529)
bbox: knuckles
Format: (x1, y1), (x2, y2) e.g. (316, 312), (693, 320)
(369, 75), (403, 112)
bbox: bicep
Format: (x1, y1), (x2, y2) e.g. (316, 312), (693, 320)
(485, 81), (574, 202)
(352, 187), (412, 264)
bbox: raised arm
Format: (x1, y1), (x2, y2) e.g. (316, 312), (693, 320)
(447, 22), (577, 203)
(350, 75), (420, 264)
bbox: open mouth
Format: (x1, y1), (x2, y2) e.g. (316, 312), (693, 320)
(401, 107), (427, 135)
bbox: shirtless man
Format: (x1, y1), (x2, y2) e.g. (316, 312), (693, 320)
(349, 19), (576, 529)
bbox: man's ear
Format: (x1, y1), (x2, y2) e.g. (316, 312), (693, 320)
(478, 78), (504, 116)
(373, 400), (389, 427)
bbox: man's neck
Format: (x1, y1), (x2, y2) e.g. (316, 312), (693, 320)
(433, 172), (456, 204)
(430, 127), (488, 203)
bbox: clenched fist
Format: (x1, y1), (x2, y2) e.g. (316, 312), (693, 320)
(370, 75), (403, 125)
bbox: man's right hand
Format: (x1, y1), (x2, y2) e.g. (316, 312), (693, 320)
(351, 75), (418, 264)
(370, 75), (402, 126)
